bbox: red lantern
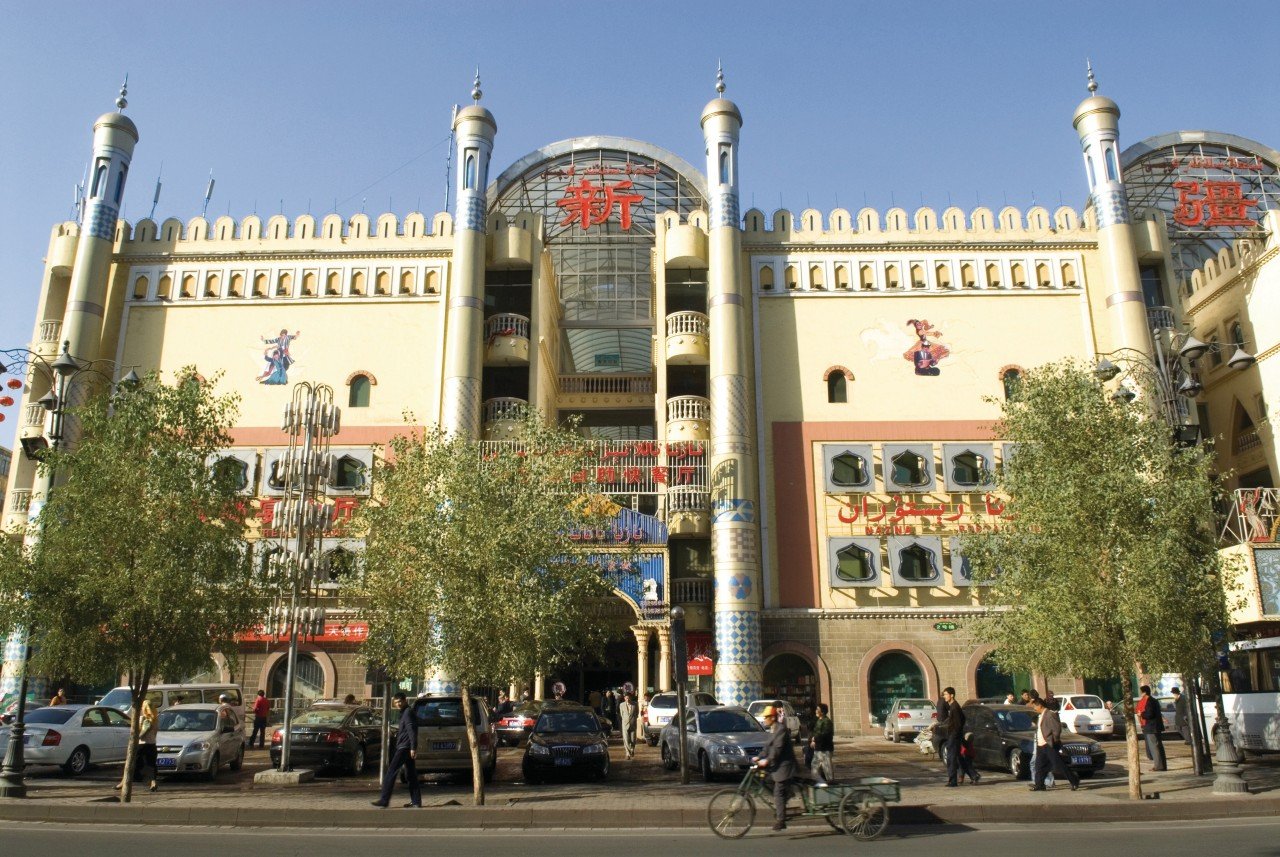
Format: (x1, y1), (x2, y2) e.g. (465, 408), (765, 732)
(5, 379), (21, 389)
(0, 396), (12, 407)
(0, 414), (6, 422)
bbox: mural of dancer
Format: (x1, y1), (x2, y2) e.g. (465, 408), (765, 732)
(257, 328), (300, 385)
(903, 319), (949, 376)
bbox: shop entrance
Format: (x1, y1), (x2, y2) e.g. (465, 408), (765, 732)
(549, 636), (636, 707)
(762, 653), (818, 713)
(867, 652), (925, 728)
(975, 655), (1031, 700)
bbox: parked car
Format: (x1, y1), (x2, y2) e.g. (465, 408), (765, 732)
(410, 695), (497, 783)
(100, 684), (245, 725)
(746, 699), (804, 742)
(659, 705), (770, 781)
(881, 697), (938, 743)
(267, 702), (381, 774)
(642, 691), (718, 745)
(950, 703), (1106, 779)
(155, 703), (245, 780)
(0, 704), (131, 775)
(1056, 693), (1113, 738)
(521, 704), (610, 783)
(496, 701), (544, 747)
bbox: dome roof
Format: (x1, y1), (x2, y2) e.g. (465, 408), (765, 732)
(94, 111), (139, 142)
(1072, 95), (1119, 130)
(700, 97), (742, 128)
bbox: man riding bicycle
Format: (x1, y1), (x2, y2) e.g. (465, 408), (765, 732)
(752, 704), (797, 831)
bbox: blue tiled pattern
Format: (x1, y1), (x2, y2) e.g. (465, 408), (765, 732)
(1092, 186), (1131, 228)
(712, 498), (755, 524)
(712, 191), (739, 230)
(426, 677), (458, 695)
(85, 202), (118, 241)
(459, 195), (486, 233)
(714, 608), (761, 666)
(716, 679), (762, 707)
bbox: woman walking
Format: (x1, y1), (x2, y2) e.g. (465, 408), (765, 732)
(119, 698), (159, 792)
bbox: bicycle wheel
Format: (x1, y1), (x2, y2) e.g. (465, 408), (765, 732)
(707, 789), (756, 839)
(839, 791), (888, 840)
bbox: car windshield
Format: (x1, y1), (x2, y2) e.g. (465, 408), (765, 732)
(994, 710), (1036, 731)
(413, 699), (479, 727)
(25, 708), (76, 725)
(1068, 696), (1104, 710)
(536, 711), (599, 733)
(897, 699), (934, 708)
(509, 704), (541, 718)
(99, 689), (133, 709)
(698, 710), (760, 733)
(158, 710), (217, 732)
(747, 701), (784, 716)
(649, 694), (675, 709)
(294, 708), (348, 726)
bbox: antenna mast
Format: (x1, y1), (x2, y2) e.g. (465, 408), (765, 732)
(444, 104), (458, 212)
(202, 170), (215, 217)
(149, 162), (163, 220)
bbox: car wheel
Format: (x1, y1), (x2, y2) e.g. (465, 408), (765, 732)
(522, 764), (540, 785)
(596, 754), (610, 781)
(62, 746), (90, 776)
(699, 751), (714, 782)
(204, 752), (220, 782)
(1008, 749), (1027, 780)
(348, 744), (365, 776)
(661, 741), (678, 771)
(230, 743), (244, 772)
(891, 726), (901, 743)
(883, 724), (892, 741)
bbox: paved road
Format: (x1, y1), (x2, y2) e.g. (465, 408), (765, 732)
(4, 818), (1279, 856)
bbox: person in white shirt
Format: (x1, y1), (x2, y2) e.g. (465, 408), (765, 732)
(1028, 697), (1079, 791)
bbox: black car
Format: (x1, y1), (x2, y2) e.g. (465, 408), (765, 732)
(496, 701), (544, 746)
(269, 703), (384, 774)
(521, 704), (610, 783)
(953, 704), (1106, 779)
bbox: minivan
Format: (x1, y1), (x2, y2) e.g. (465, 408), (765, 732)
(100, 684), (245, 725)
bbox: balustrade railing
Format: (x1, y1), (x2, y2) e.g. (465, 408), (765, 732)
(482, 397), (528, 423)
(1235, 429), (1263, 455)
(559, 374), (654, 395)
(24, 403), (45, 428)
(669, 576), (712, 605)
(9, 489), (31, 514)
(484, 313), (530, 340)
(1146, 305), (1176, 331)
(665, 311), (709, 338)
(38, 320), (62, 343)
(666, 395), (710, 423)
(666, 485), (709, 512)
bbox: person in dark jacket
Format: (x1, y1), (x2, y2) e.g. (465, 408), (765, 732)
(1171, 686), (1191, 745)
(372, 692), (421, 808)
(1137, 685), (1167, 771)
(940, 687), (977, 786)
(809, 703), (835, 783)
(601, 690), (619, 735)
(753, 705), (797, 831)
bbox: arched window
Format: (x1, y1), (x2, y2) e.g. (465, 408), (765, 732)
(719, 149), (730, 184)
(348, 375), (371, 408)
(859, 265), (874, 290)
(961, 262), (975, 288)
(827, 373), (846, 403)
(785, 265), (798, 290)
(114, 164), (128, 204)
(326, 271), (341, 295)
(1011, 262), (1026, 287)
(985, 262), (1000, 288)
(834, 265), (849, 289)
(758, 266), (774, 290)
(1002, 368), (1022, 400)
(910, 263), (925, 289)
(868, 652), (924, 727)
(885, 264), (900, 289)
(1105, 147), (1119, 182)
(211, 456), (248, 492)
(91, 160), (108, 198)
(228, 273), (244, 298)
(333, 455), (367, 490)
(351, 271), (365, 296)
(809, 265), (824, 290)
(464, 153), (477, 190)
(269, 653), (324, 701)
(132, 276), (149, 300)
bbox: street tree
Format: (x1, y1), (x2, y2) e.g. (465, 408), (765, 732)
(0, 369), (263, 803)
(355, 414), (629, 805)
(962, 360), (1231, 800)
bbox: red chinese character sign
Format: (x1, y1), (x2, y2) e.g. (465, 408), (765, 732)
(556, 178), (645, 232)
(1173, 180), (1259, 228)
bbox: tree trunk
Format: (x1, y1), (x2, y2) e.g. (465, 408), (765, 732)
(460, 682), (484, 806)
(1122, 691), (1143, 800)
(118, 671), (147, 804)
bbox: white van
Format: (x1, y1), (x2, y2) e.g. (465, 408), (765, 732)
(100, 684), (245, 726)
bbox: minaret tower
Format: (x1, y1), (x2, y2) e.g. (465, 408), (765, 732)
(702, 65), (763, 706)
(440, 72), (497, 438)
(1072, 62), (1151, 355)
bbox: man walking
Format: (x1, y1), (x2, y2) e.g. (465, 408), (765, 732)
(250, 690), (270, 749)
(1137, 685), (1167, 770)
(939, 687), (974, 787)
(809, 703), (834, 784)
(1170, 686), (1191, 745)
(752, 705), (796, 831)
(619, 692), (638, 759)
(373, 692), (421, 808)
(1028, 696), (1079, 791)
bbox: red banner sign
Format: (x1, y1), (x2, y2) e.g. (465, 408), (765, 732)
(238, 621), (369, 643)
(557, 178), (644, 232)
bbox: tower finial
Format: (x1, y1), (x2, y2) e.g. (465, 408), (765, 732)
(116, 73), (129, 111)
(715, 60), (725, 95)
(471, 69), (482, 104)
(1086, 58), (1097, 94)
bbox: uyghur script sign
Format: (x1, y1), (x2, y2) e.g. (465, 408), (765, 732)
(832, 493), (1020, 536)
(1140, 154), (1265, 229)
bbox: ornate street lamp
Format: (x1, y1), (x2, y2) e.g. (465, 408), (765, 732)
(0, 342), (135, 798)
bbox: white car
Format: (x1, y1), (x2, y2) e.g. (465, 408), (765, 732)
(1056, 693), (1114, 737)
(643, 691), (718, 745)
(0, 704), (131, 775)
(882, 697), (937, 743)
(154, 703), (245, 780)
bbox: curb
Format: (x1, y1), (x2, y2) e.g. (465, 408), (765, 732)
(1, 797), (1278, 829)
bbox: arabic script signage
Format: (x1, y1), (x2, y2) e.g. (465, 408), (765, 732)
(834, 493), (1015, 536)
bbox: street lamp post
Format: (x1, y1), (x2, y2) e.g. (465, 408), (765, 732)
(1094, 320), (1255, 786)
(0, 342), (136, 798)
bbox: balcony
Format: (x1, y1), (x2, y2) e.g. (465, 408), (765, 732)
(1221, 487), (1280, 546)
(665, 311), (710, 365)
(559, 374), (654, 395)
(24, 403), (44, 429)
(666, 396), (710, 441)
(1235, 428), (1263, 456)
(666, 485), (710, 535)
(484, 313), (530, 367)
(482, 397), (528, 440)
(37, 320), (62, 357)
(669, 576), (713, 630)
(8, 489), (31, 515)
(1146, 305), (1176, 332)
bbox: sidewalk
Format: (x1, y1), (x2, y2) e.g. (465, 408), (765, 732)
(0, 735), (1276, 829)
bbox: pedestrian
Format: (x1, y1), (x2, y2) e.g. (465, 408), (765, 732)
(1028, 696), (1079, 791)
(1170, 686), (1191, 745)
(250, 690), (270, 749)
(343, 693), (357, 705)
(1044, 689), (1060, 711)
(1003, 692), (1016, 705)
(372, 692), (421, 808)
(619, 692), (638, 759)
(809, 703), (834, 784)
(588, 689), (602, 716)
(1020, 689), (1052, 786)
(602, 689), (619, 734)
(494, 692), (515, 719)
(49, 688), (67, 706)
(959, 731), (981, 784)
(216, 693), (240, 732)
(136, 698), (159, 792)
(751, 705), (797, 831)
(1137, 685), (1167, 771)
(520, 690), (531, 703)
(932, 694), (947, 761)
(940, 687), (977, 786)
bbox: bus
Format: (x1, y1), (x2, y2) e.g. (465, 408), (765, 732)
(1218, 636), (1280, 752)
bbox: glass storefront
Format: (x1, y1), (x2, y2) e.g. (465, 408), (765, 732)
(868, 652), (924, 726)
(761, 653), (817, 713)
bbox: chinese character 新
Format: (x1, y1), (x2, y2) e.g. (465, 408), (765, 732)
(557, 179), (645, 231)
(1173, 180), (1258, 228)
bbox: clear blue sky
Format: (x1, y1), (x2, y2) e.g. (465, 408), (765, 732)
(2, 0), (1278, 445)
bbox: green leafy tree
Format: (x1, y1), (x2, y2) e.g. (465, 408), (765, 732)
(355, 414), (629, 805)
(963, 360), (1231, 799)
(0, 370), (264, 803)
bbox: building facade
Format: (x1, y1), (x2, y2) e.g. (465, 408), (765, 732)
(5, 75), (1280, 732)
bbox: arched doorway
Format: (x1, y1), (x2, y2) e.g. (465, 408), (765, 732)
(268, 653), (325, 702)
(762, 653), (817, 712)
(975, 655), (1030, 700)
(867, 652), (925, 727)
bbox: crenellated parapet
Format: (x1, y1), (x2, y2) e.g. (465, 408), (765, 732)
(741, 204), (1093, 243)
(117, 210), (455, 248)
(1183, 209), (1280, 301)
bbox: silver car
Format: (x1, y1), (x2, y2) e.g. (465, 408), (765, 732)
(882, 697), (937, 743)
(154, 703), (245, 780)
(658, 705), (770, 781)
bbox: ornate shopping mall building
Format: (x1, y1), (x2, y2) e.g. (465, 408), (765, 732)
(4, 71), (1280, 732)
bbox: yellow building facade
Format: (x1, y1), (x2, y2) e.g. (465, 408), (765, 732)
(5, 76), (1280, 733)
